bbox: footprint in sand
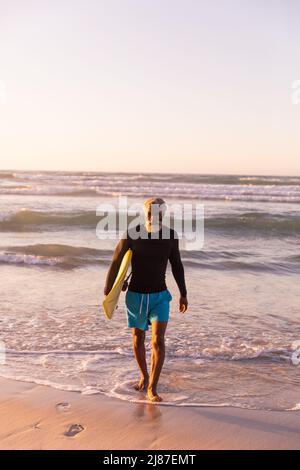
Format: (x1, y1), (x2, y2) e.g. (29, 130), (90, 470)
(55, 402), (71, 412)
(64, 424), (84, 437)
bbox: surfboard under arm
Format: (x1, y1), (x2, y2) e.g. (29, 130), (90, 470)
(102, 248), (132, 319)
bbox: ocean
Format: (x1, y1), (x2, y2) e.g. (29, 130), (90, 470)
(0, 170), (299, 410)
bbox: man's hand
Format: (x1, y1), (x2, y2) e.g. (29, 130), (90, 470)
(179, 296), (188, 313)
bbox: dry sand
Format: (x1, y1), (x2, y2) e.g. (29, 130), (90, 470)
(0, 377), (299, 450)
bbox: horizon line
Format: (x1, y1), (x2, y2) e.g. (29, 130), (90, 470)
(1, 168), (299, 179)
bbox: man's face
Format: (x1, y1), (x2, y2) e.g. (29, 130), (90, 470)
(145, 204), (164, 226)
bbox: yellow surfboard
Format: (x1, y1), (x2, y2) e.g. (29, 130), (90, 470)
(102, 248), (132, 319)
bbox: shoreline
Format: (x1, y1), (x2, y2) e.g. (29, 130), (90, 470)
(0, 377), (299, 450)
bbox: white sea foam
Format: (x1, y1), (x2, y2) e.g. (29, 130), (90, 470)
(0, 252), (61, 266)
(0, 172), (300, 203)
(289, 403), (300, 411)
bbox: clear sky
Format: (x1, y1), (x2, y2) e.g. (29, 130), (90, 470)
(0, 0), (299, 175)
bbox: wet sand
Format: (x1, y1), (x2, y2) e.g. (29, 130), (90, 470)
(0, 377), (299, 450)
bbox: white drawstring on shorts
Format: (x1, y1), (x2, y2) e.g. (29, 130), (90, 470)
(139, 293), (150, 317)
(139, 294), (144, 316)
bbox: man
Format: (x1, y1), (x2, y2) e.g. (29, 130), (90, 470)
(104, 197), (188, 402)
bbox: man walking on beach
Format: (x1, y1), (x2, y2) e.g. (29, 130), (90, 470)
(104, 197), (188, 402)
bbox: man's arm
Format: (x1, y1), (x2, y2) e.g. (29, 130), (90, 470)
(104, 233), (131, 296)
(168, 237), (187, 299)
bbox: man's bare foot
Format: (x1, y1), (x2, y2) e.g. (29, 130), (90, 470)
(147, 387), (162, 402)
(134, 375), (149, 391)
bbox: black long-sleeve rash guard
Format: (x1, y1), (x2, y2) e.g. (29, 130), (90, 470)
(104, 224), (187, 297)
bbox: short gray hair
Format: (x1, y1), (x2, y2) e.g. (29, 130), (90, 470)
(143, 197), (167, 215)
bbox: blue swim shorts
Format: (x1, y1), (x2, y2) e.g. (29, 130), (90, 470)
(125, 289), (173, 331)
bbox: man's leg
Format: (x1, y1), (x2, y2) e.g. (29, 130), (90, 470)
(148, 321), (168, 402)
(132, 328), (149, 391)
